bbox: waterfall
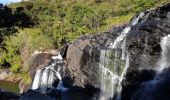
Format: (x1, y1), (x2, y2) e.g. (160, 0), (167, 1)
(100, 49), (119, 100)
(99, 12), (145, 100)
(31, 54), (66, 92)
(116, 53), (129, 100)
(31, 69), (41, 90)
(156, 35), (170, 72)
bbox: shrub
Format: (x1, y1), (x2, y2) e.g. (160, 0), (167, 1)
(0, 28), (54, 72)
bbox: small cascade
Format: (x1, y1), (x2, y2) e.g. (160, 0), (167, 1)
(113, 12), (145, 99)
(31, 54), (66, 92)
(99, 12), (145, 100)
(156, 35), (170, 72)
(110, 12), (144, 60)
(41, 68), (49, 92)
(100, 49), (119, 100)
(31, 69), (41, 90)
(116, 53), (129, 100)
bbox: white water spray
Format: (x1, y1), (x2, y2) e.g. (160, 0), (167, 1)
(31, 54), (66, 92)
(156, 35), (170, 72)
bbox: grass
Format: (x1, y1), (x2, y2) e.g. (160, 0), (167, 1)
(107, 13), (134, 26)
(98, 13), (134, 32)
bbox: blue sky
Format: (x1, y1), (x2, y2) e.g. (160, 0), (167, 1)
(0, 0), (22, 5)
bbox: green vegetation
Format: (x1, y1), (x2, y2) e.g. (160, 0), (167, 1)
(0, 0), (169, 84)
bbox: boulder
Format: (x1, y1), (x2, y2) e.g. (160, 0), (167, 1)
(0, 89), (19, 100)
(19, 80), (30, 93)
(0, 69), (11, 80)
(132, 68), (170, 100)
(63, 26), (123, 88)
(28, 53), (53, 79)
(128, 3), (170, 72)
(121, 3), (170, 100)
(19, 90), (55, 100)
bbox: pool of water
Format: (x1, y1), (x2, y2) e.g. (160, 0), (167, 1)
(0, 80), (19, 93)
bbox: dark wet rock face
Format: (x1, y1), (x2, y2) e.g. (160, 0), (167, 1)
(121, 70), (156, 100)
(0, 89), (19, 100)
(63, 27), (123, 89)
(28, 53), (53, 79)
(121, 3), (170, 100)
(128, 6), (170, 71)
(132, 68), (170, 100)
(19, 86), (100, 100)
(19, 90), (56, 100)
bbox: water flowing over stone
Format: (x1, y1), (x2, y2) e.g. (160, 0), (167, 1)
(31, 69), (41, 90)
(110, 12), (145, 59)
(99, 49), (119, 100)
(31, 54), (65, 92)
(156, 35), (170, 72)
(99, 12), (145, 100)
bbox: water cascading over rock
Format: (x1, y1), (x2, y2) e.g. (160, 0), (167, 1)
(156, 35), (170, 72)
(31, 54), (65, 92)
(99, 49), (119, 100)
(99, 12), (146, 100)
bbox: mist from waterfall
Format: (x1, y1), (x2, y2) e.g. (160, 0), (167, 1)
(99, 12), (145, 100)
(156, 35), (170, 72)
(31, 54), (66, 92)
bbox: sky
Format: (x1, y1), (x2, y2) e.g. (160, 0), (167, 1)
(0, 0), (22, 5)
